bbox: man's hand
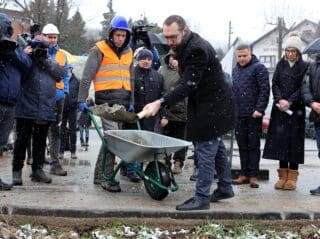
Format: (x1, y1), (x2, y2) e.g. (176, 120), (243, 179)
(143, 100), (161, 118)
(252, 110), (263, 118)
(311, 102), (320, 114)
(160, 118), (169, 127)
(79, 102), (89, 112)
(23, 46), (33, 55)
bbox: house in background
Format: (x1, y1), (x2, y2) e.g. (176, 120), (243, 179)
(0, 8), (31, 38)
(251, 19), (318, 75)
(223, 19), (319, 78)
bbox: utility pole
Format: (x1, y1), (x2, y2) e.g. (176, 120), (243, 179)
(277, 17), (285, 62)
(228, 21), (233, 50)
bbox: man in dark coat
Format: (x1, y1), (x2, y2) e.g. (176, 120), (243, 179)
(232, 43), (270, 188)
(159, 51), (188, 175)
(122, 48), (165, 182)
(302, 53), (320, 195)
(143, 15), (234, 211)
(12, 35), (66, 185)
(0, 13), (32, 190)
(59, 68), (80, 159)
(263, 32), (308, 191)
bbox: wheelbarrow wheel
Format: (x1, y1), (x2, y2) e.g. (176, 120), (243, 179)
(144, 161), (172, 200)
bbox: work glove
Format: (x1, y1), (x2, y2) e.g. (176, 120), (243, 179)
(79, 102), (89, 112)
(128, 104), (135, 112)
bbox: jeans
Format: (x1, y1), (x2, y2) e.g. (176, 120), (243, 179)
(49, 98), (64, 163)
(194, 138), (233, 203)
(235, 117), (262, 177)
(315, 126), (320, 158)
(0, 103), (15, 150)
(79, 125), (89, 139)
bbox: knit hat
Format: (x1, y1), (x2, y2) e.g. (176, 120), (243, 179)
(136, 48), (153, 61)
(284, 31), (303, 53)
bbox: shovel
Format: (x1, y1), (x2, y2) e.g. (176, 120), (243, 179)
(89, 103), (148, 123)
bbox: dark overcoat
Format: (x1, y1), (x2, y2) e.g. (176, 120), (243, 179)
(162, 32), (234, 142)
(263, 57), (308, 164)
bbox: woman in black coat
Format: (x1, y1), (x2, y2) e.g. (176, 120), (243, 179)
(263, 32), (308, 191)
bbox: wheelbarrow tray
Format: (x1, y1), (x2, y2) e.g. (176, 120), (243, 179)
(105, 130), (191, 163)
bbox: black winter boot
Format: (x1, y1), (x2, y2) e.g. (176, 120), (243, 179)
(80, 137), (85, 147)
(31, 168), (52, 183)
(12, 170), (23, 186)
(85, 137), (89, 146)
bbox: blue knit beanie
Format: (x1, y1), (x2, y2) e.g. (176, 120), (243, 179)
(137, 48), (153, 61)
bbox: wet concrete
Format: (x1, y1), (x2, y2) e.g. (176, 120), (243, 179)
(1, 130), (320, 220)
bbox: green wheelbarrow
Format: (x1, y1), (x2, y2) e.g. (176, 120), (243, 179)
(88, 111), (191, 200)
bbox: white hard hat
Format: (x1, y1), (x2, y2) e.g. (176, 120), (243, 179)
(42, 23), (59, 35)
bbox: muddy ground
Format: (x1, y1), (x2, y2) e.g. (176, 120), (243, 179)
(2, 215), (320, 237)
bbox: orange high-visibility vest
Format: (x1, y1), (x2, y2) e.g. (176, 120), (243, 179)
(94, 40), (132, 92)
(55, 50), (67, 90)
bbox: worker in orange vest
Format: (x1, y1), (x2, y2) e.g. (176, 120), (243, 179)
(78, 16), (133, 193)
(42, 23), (71, 177)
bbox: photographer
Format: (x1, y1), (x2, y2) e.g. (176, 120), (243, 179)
(131, 20), (161, 70)
(0, 13), (32, 191)
(12, 35), (66, 186)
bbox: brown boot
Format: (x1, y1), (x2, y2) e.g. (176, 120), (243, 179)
(232, 176), (249, 185)
(283, 169), (299, 190)
(274, 168), (288, 190)
(249, 177), (259, 188)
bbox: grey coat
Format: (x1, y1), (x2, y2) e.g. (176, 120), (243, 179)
(159, 64), (187, 122)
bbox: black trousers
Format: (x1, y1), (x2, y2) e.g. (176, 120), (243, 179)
(163, 120), (187, 166)
(13, 118), (50, 171)
(60, 107), (78, 153)
(235, 116), (262, 177)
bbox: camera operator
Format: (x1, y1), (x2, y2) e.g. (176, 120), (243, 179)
(12, 35), (67, 186)
(131, 20), (161, 70)
(0, 13), (32, 191)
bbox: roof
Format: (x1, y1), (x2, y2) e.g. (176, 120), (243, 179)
(0, 8), (31, 22)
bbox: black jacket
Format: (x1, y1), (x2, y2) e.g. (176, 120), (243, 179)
(263, 57), (308, 164)
(64, 73), (80, 111)
(133, 66), (164, 131)
(162, 31), (234, 141)
(15, 57), (66, 121)
(302, 55), (320, 123)
(232, 55), (270, 117)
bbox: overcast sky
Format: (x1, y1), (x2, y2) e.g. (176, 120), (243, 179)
(73, 0), (319, 48)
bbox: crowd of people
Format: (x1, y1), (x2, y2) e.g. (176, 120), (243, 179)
(1, 12), (320, 211)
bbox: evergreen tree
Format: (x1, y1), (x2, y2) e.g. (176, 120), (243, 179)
(62, 9), (87, 55)
(100, 0), (115, 38)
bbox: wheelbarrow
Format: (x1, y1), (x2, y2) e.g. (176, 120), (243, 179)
(88, 108), (191, 200)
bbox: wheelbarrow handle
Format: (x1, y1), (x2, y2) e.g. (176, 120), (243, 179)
(136, 109), (148, 119)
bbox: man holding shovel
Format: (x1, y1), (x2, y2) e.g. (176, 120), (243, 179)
(143, 15), (235, 210)
(78, 16), (133, 192)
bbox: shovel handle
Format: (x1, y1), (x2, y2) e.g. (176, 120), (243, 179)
(136, 109), (148, 119)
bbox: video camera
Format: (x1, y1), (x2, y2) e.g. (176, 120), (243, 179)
(131, 20), (155, 48)
(17, 23), (41, 48)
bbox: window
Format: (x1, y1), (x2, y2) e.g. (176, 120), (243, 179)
(259, 55), (276, 69)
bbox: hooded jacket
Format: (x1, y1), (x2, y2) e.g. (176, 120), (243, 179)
(0, 47), (32, 105)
